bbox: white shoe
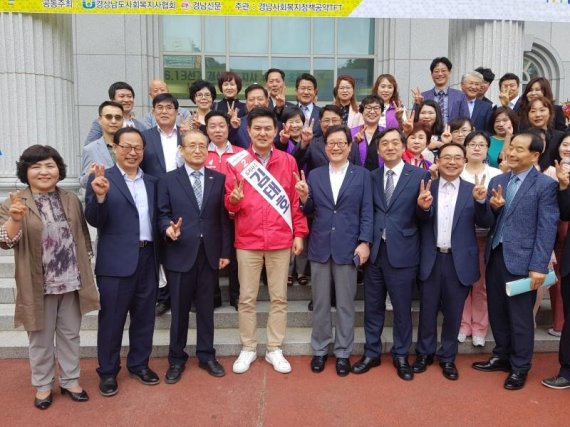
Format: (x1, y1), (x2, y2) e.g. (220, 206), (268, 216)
(548, 328), (562, 338)
(265, 349), (292, 374)
(232, 350), (257, 374)
(457, 333), (467, 343)
(472, 336), (486, 347)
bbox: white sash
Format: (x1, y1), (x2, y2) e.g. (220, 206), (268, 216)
(227, 150), (293, 231)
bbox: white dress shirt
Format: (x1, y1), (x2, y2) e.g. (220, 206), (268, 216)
(383, 160), (405, 193)
(436, 177), (460, 248)
(159, 125), (180, 172)
(117, 165), (153, 242)
(329, 161), (350, 204)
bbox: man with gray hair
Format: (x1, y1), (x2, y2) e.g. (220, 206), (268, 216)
(143, 80), (191, 129)
(460, 71), (493, 132)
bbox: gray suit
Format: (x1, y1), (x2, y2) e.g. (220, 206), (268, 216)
(80, 137), (114, 188)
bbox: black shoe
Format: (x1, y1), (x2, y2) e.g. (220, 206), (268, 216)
(165, 364), (185, 384)
(393, 356), (414, 381)
(199, 360), (225, 378)
(99, 377), (118, 397)
(214, 298), (222, 309)
(34, 392), (53, 410)
(155, 302), (170, 317)
(440, 362), (459, 381)
(336, 358), (351, 377)
(308, 300), (313, 311)
(60, 387), (89, 402)
(542, 375), (570, 389)
(472, 356), (511, 372)
(129, 367), (160, 385)
(311, 355), (328, 373)
(351, 356), (381, 374)
(230, 300), (239, 311)
(412, 354), (434, 373)
(504, 371), (527, 390)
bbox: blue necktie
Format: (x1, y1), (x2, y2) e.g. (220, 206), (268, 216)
(491, 174), (519, 249)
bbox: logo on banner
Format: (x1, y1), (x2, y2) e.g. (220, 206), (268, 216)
(82, 0), (96, 8)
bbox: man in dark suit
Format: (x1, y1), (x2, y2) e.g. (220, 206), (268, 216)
(497, 73), (522, 112)
(413, 143), (493, 380)
(264, 68), (295, 117)
(352, 128), (431, 380)
(294, 73), (322, 138)
(139, 93), (184, 316)
(475, 67), (495, 105)
(461, 71), (493, 132)
(419, 57), (470, 126)
(295, 124), (373, 376)
(85, 127), (160, 397)
(473, 131), (559, 390)
(543, 161), (570, 389)
(158, 129), (231, 383)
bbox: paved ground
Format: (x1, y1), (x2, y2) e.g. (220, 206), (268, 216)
(3, 353), (567, 426)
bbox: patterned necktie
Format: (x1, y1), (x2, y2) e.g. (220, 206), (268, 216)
(491, 174), (519, 248)
(385, 170), (395, 205)
(301, 105), (310, 120)
(192, 170), (203, 209)
(437, 90), (446, 125)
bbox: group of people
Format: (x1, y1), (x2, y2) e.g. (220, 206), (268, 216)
(3, 56), (570, 411)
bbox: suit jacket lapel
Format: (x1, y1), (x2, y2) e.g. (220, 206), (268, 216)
(22, 187), (41, 220)
(107, 166), (136, 208)
(201, 168), (214, 212)
(336, 164), (355, 204)
(506, 168), (537, 218)
(388, 163), (413, 208)
(143, 175), (155, 227)
(152, 128), (167, 173)
(377, 167), (387, 211)
(452, 180), (470, 232)
(431, 180), (439, 236)
(96, 140), (113, 164)
(175, 166), (201, 212)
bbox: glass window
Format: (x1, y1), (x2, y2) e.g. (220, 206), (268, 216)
(205, 17), (226, 52)
(314, 18), (335, 55)
(163, 16), (201, 52)
(314, 58), (335, 100)
(338, 18), (374, 55)
(163, 55), (201, 99)
(205, 56), (227, 91)
(229, 17), (268, 54)
(271, 18), (310, 55)
(271, 57), (311, 102)
(229, 57), (268, 89)
(338, 58), (374, 100)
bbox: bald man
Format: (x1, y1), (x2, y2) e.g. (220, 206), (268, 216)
(143, 80), (191, 128)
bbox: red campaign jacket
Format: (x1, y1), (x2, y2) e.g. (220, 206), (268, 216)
(206, 143), (244, 177)
(225, 147), (308, 250)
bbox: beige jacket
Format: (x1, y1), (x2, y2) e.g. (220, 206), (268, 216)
(0, 187), (100, 331)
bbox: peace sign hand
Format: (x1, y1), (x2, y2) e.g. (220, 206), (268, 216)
(301, 118), (314, 146)
(229, 178), (244, 205)
(228, 106), (241, 129)
(280, 123), (291, 144)
(180, 116), (192, 135)
(411, 87), (424, 105)
(499, 88), (510, 108)
(293, 170), (309, 203)
(192, 111), (201, 129)
(417, 179), (433, 210)
(166, 217), (183, 241)
(555, 159), (570, 191)
(490, 184), (505, 210)
(472, 174), (487, 201)
(395, 100), (405, 120)
(8, 191), (28, 223)
(275, 85), (286, 109)
(441, 124), (452, 144)
(353, 126), (365, 144)
(402, 110), (415, 136)
(91, 164), (110, 201)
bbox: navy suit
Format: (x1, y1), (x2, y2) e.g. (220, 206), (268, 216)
(85, 165), (159, 378)
(416, 179), (493, 362)
(302, 163), (373, 357)
(422, 87), (470, 124)
(363, 162), (431, 359)
(140, 126), (182, 179)
(157, 166), (231, 365)
(485, 168), (558, 372)
(470, 98), (493, 133)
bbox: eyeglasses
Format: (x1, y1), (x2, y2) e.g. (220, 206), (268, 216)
(451, 128), (472, 135)
(466, 143), (487, 149)
(195, 93), (212, 99)
(321, 118), (342, 125)
(154, 105), (175, 112)
(325, 141), (348, 148)
(182, 144), (208, 151)
(363, 106), (381, 112)
(116, 144), (144, 154)
(439, 155), (465, 162)
(102, 114), (123, 121)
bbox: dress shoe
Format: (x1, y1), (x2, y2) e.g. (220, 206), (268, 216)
(412, 354), (434, 373)
(214, 297), (222, 309)
(229, 300), (239, 311)
(310, 355), (327, 373)
(99, 377), (118, 397)
(34, 392), (53, 410)
(351, 356), (381, 374)
(472, 356), (511, 372)
(504, 371), (527, 390)
(336, 358), (351, 377)
(165, 364), (185, 384)
(393, 357), (413, 381)
(440, 362), (459, 381)
(155, 302), (170, 316)
(308, 300), (313, 311)
(60, 387), (89, 402)
(199, 360), (225, 378)
(129, 367), (160, 385)
(542, 375), (570, 389)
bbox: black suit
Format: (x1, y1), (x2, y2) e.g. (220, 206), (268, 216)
(158, 166), (231, 365)
(557, 188), (570, 380)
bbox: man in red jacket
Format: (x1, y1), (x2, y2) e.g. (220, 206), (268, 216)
(225, 107), (308, 374)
